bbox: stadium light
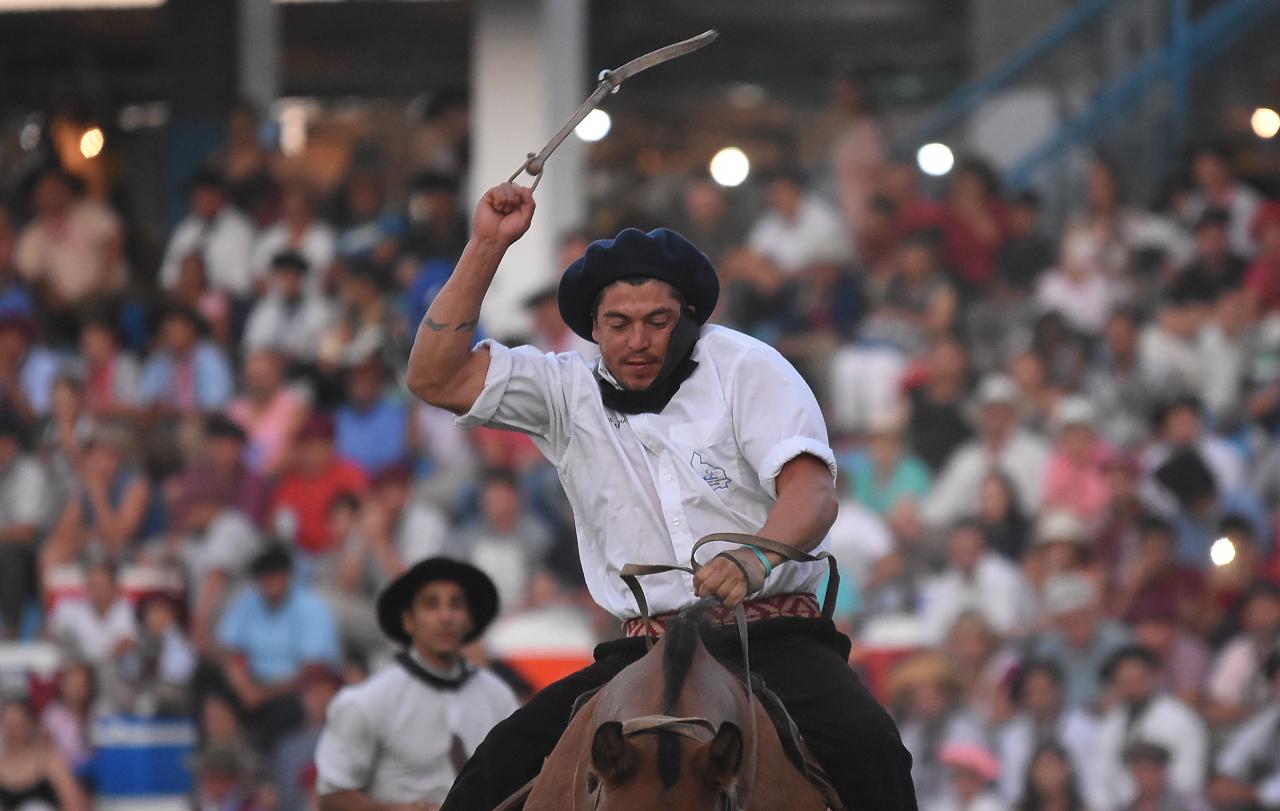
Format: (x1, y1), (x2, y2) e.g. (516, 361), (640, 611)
(709, 147), (749, 187)
(79, 127), (104, 159)
(917, 142), (954, 177)
(1210, 537), (1237, 567)
(573, 109), (611, 143)
(1251, 107), (1280, 140)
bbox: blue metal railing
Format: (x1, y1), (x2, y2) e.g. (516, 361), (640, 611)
(1005, 0), (1280, 188)
(901, 0), (1126, 151)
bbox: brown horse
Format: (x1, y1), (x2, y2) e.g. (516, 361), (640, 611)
(522, 610), (832, 810)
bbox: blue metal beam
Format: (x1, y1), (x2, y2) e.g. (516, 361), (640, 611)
(901, 0), (1126, 150)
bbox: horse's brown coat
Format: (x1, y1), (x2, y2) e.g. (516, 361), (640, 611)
(523, 624), (828, 810)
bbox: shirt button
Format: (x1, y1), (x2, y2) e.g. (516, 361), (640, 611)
(672, 518), (681, 526)
(664, 473), (673, 481)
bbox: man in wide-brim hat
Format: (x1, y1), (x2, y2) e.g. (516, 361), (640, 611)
(315, 557), (516, 811)
(408, 182), (917, 809)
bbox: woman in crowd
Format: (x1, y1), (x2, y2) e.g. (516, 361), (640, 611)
(1017, 743), (1087, 811)
(0, 697), (88, 811)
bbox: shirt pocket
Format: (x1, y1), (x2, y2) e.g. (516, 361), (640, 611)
(669, 418), (742, 497)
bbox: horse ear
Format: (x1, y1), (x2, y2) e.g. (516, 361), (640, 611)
(591, 721), (636, 784)
(703, 722), (743, 787)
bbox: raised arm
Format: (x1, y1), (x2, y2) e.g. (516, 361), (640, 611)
(406, 183), (535, 414)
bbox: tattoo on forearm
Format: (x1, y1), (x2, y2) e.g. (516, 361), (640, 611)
(423, 315), (480, 333)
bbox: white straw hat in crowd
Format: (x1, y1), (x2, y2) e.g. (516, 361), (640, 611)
(976, 374), (1019, 407)
(1050, 396), (1097, 434)
(1035, 510), (1087, 546)
(1043, 573), (1099, 616)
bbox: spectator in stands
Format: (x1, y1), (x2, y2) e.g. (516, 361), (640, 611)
(459, 467), (552, 612)
(672, 172), (743, 265)
(1152, 448), (1267, 569)
(0, 311), (59, 424)
(1017, 742), (1087, 811)
(334, 354), (409, 478)
(851, 410), (931, 518)
(945, 611), (1012, 723)
(1041, 397), (1109, 524)
(14, 165), (125, 337)
(402, 170), (468, 263)
(0, 206), (35, 319)
(139, 304), (234, 416)
(996, 191), (1055, 297)
(1080, 158), (1191, 278)
(907, 335), (973, 473)
(933, 742), (1006, 811)
(745, 168), (852, 274)
(1093, 452), (1145, 579)
(228, 349), (309, 476)
(215, 99), (279, 225)
(1146, 396), (1247, 493)
(1198, 284), (1253, 423)
(924, 374), (1049, 528)
(160, 168), (256, 300)
(77, 311), (141, 420)
(937, 159), (1008, 293)
(48, 557), (138, 668)
(270, 414), (367, 556)
(1183, 145), (1262, 257)
(166, 435), (265, 656)
(1088, 308), (1161, 448)
(1244, 201), (1280, 314)
(316, 262), (390, 372)
(1126, 598), (1210, 710)
(113, 593), (196, 715)
(1121, 742), (1207, 811)
(891, 651), (987, 808)
(1139, 285), (1209, 398)
(830, 70), (887, 236)
(1110, 516), (1204, 629)
(334, 168), (404, 265)
(0, 696), (89, 811)
(251, 184), (336, 293)
(42, 422), (151, 569)
(1036, 225), (1125, 337)
(1209, 650), (1280, 811)
(524, 284), (594, 357)
(188, 745), (267, 811)
(1025, 511), (1093, 598)
(996, 661), (1097, 807)
(860, 229), (958, 356)
(920, 520), (1033, 643)
(1026, 573), (1132, 709)
(0, 413), (51, 639)
(40, 661), (96, 779)
(242, 251), (334, 363)
(1179, 209), (1245, 304)
(212, 545), (341, 751)
(1204, 582), (1280, 730)
(1093, 646), (1208, 810)
(272, 667), (342, 811)
(360, 462), (449, 567)
(975, 472), (1029, 563)
(172, 414), (270, 531)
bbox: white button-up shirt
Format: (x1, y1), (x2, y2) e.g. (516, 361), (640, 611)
(315, 661), (517, 805)
(457, 325), (837, 619)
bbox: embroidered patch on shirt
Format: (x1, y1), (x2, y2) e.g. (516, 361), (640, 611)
(691, 451), (731, 490)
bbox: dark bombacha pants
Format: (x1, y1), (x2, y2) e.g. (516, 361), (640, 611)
(442, 617), (918, 811)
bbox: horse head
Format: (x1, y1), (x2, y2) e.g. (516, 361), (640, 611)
(585, 717), (745, 809)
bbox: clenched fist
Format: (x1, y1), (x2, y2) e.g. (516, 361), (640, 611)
(472, 183), (536, 249)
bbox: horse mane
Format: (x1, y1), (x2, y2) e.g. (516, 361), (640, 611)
(656, 604), (707, 790)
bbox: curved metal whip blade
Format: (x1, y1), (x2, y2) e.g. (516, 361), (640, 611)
(509, 29), (719, 185)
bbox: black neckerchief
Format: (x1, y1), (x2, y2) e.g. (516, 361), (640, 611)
(596, 315), (699, 415)
(394, 651), (474, 691)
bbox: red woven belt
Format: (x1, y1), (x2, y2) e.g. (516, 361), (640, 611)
(621, 592), (821, 638)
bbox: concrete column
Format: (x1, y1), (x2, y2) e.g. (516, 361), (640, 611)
(238, 0), (280, 113)
(470, 0), (587, 336)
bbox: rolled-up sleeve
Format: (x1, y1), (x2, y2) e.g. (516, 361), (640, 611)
(315, 689), (375, 794)
(729, 346), (836, 498)
(454, 341), (575, 460)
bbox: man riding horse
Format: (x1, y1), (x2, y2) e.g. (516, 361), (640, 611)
(408, 182), (917, 810)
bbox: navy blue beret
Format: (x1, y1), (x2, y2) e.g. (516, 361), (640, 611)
(557, 227), (719, 342)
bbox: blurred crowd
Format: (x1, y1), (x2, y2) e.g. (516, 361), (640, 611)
(0, 73), (1279, 811)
